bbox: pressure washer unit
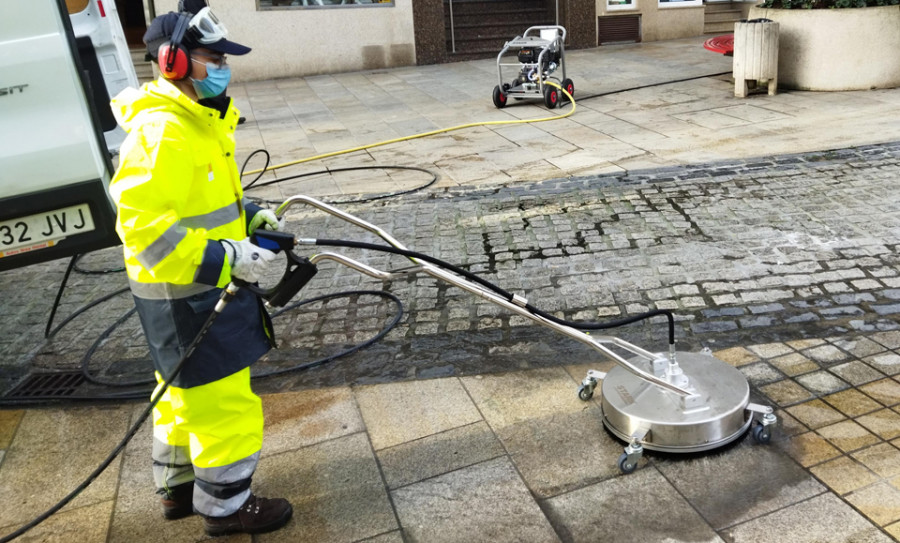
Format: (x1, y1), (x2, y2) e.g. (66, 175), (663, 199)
(279, 195), (777, 474)
(492, 25), (573, 110)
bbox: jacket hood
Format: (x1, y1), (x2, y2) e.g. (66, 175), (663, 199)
(111, 79), (210, 133)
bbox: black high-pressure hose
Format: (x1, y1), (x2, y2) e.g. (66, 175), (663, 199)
(21, 247), (402, 404)
(239, 149), (439, 206)
(312, 238), (676, 345)
(44, 251), (129, 340)
(574, 71), (731, 103)
(73, 289), (403, 392)
(0, 286), (237, 543)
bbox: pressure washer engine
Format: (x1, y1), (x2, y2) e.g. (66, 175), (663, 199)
(492, 25), (573, 110)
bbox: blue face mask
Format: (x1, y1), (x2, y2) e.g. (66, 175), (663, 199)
(191, 63), (231, 99)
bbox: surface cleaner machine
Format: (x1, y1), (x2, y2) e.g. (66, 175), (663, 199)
(265, 195), (778, 474)
(492, 25), (574, 110)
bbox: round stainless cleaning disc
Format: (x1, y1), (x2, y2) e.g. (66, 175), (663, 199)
(600, 351), (751, 453)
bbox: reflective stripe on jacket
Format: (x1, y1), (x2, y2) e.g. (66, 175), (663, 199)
(110, 78), (259, 294)
(110, 79), (272, 387)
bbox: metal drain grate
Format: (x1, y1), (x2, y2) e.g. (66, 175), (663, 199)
(6, 372), (85, 398)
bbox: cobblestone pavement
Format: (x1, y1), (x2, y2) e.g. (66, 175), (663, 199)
(3, 141), (900, 395)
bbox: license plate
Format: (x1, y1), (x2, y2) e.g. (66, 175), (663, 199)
(0, 204), (96, 258)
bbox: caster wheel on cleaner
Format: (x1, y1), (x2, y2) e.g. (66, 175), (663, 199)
(617, 453), (637, 474)
(752, 424), (772, 444)
(577, 385), (594, 401)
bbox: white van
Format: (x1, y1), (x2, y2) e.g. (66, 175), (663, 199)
(0, 0), (137, 271)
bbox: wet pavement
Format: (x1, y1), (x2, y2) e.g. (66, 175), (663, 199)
(2, 36), (900, 542)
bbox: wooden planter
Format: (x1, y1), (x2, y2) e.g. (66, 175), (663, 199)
(749, 4), (900, 91)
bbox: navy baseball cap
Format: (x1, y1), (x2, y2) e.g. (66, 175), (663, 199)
(144, 10), (251, 60)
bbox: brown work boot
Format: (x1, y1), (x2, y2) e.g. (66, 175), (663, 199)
(158, 482), (194, 520)
(203, 494), (293, 536)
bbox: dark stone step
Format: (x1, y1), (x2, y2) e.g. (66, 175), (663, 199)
(446, 40), (509, 55)
(449, 10), (551, 26)
(448, 26), (555, 45)
(444, 0), (549, 16)
(446, 49), (504, 62)
(449, 23), (555, 41)
(447, 6), (548, 15)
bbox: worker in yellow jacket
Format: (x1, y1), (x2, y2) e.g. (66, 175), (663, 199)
(109, 7), (292, 537)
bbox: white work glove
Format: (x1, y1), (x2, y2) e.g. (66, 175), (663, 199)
(248, 209), (284, 233)
(221, 238), (277, 283)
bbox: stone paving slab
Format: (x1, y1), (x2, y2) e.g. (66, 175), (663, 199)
(2, 500), (116, 543)
(111, 406), (214, 543)
(390, 457), (559, 543)
(723, 493), (893, 543)
(543, 467), (725, 543)
(354, 378), (482, 450)
(461, 368), (626, 498)
(255, 433), (397, 543)
(653, 440), (825, 531)
(494, 408), (625, 499)
(0, 406), (131, 529)
(376, 421), (504, 490)
(0, 410), (21, 449)
(259, 387), (364, 455)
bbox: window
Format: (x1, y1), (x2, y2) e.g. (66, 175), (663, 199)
(607, 0), (636, 11)
(658, 0), (702, 7)
(259, 0), (393, 7)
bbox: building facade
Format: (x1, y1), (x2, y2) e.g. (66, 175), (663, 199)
(121, 0), (751, 82)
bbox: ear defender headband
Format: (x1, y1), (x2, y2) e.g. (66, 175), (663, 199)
(158, 12), (193, 81)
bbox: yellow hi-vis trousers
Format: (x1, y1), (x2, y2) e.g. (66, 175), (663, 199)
(151, 367), (263, 517)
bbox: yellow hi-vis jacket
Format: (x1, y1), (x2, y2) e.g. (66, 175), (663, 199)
(109, 79), (272, 388)
(110, 78), (260, 298)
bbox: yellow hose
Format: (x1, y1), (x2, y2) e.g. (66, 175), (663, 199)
(241, 80), (575, 177)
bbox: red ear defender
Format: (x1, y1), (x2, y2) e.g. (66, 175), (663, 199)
(157, 12), (193, 81)
(158, 43), (191, 81)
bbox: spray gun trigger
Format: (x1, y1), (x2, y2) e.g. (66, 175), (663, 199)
(250, 229), (295, 253)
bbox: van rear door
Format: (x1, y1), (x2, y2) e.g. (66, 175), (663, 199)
(67, 0), (140, 154)
(0, 0), (120, 272)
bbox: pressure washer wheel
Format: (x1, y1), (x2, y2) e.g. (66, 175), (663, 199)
(543, 85), (559, 109)
(492, 85), (508, 109)
(561, 78), (574, 102)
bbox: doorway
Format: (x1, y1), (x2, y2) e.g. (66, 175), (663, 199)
(115, 0), (148, 47)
